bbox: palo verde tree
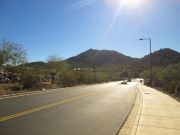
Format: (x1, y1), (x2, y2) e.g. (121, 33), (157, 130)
(0, 39), (27, 66)
(46, 55), (69, 85)
(46, 55), (69, 73)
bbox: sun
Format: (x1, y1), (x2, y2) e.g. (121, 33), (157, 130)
(102, 0), (147, 44)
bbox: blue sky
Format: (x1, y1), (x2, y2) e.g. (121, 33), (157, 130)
(0, 0), (180, 62)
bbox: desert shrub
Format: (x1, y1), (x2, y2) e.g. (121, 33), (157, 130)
(0, 84), (10, 90)
(94, 72), (108, 83)
(140, 63), (180, 93)
(61, 71), (77, 87)
(20, 70), (40, 89)
(10, 83), (23, 91)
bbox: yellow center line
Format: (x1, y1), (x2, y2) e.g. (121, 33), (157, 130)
(0, 91), (99, 122)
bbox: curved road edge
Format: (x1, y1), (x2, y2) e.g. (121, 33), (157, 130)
(118, 83), (143, 135)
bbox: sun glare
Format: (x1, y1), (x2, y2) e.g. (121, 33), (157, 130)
(102, 0), (147, 44)
(119, 0), (144, 10)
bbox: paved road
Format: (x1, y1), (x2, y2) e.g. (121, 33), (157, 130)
(0, 82), (136, 135)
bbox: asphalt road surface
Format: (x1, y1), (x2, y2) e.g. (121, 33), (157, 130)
(0, 82), (136, 135)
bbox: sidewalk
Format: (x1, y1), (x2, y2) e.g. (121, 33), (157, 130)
(119, 83), (180, 135)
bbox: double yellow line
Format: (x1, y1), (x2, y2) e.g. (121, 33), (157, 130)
(0, 91), (99, 122)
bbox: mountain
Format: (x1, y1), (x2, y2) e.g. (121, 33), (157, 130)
(66, 49), (138, 69)
(23, 48), (179, 73)
(67, 48), (180, 69)
(140, 48), (180, 69)
(66, 48), (180, 79)
(21, 61), (47, 68)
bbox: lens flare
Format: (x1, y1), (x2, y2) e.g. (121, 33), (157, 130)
(102, 0), (146, 44)
(103, 0), (145, 10)
(120, 0), (145, 9)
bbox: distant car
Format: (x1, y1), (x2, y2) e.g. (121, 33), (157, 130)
(121, 80), (127, 84)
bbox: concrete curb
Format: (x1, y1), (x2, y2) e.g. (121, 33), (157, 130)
(115, 85), (138, 135)
(118, 84), (143, 135)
